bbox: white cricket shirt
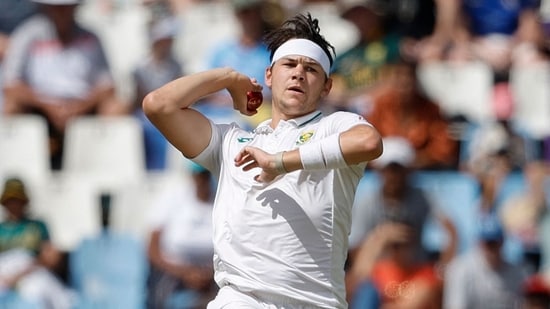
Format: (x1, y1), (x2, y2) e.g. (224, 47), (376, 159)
(193, 110), (371, 308)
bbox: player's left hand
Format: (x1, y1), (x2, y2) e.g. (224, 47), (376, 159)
(234, 146), (282, 183)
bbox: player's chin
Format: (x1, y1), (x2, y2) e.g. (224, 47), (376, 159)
(285, 92), (311, 105)
(283, 99), (315, 114)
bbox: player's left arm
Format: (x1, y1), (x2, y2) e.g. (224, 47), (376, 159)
(337, 123), (383, 165)
(235, 115), (382, 182)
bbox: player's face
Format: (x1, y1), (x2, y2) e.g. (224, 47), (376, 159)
(266, 55), (331, 118)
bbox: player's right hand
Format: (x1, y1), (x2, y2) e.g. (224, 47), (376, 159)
(227, 74), (263, 116)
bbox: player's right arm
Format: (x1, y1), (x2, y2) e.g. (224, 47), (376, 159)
(142, 67), (262, 158)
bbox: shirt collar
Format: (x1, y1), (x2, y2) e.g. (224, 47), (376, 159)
(255, 110), (323, 132)
(287, 110), (323, 128)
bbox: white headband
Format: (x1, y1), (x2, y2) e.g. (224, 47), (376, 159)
(271, 39), (331, 76)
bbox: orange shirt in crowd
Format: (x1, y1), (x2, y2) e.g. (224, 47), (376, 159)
(371, 258), (442, 305)
(366, 88), (458, 170)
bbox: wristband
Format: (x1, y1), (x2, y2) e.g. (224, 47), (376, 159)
(299, 134), (347, 170)
(274, 151), (287, 174)
(321, 134), (347, 169)
(299, 140), (325, 170)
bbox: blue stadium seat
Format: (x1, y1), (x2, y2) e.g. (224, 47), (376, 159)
(0, 291), (41, 309)
(69, 231), (149, 309)
(411, 171), (480, 254)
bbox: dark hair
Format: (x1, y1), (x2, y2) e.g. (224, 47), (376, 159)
(263, 13), (335, 66)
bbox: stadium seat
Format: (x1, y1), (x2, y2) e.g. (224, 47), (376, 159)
(69, 231), (148, 309)
(77, 0), (149, 101)
(509, 64), (550, 140)
(174, 2), (238, 74)
(109, 171), (191, 241)
(31, 173), (102, 251)
(417, 61), (495, 123)
(0, 115), (50, 186)
(412, 171), (480, 254)
(62, 116), (146, 191)
(0, 291), (41, 309)
(298, 2), (359, 54)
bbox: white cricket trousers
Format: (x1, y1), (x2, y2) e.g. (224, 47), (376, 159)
(206, 285), (319, 309)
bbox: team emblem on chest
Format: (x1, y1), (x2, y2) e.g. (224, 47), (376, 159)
(296, 131), (314, 145)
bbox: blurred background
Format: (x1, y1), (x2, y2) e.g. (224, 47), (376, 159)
(1, 0), (550, 308)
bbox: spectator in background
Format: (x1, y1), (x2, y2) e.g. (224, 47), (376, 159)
(526, 163), (550, 303)
(417, 0), (547, 124)
(0, 0), (38, 111)
(200, 0), (275, 128)
(2, 0), (126, 170)
(0, 177), (74, 308)
(500, 160), (550, 274)
(415, 0), (544, 69)
(348, 220), (443, 309)
(463, 120), (534, 224)
(146, 163), (217, 309)
(540, 208), (550, 290)
(365, 60), (459, 170)
(347, 137), (457, 303)
(389, 0), (460, 63)
(141, 0), (175, 20)
(460, 0), (544, 74)
(326, 1), (401, 114)
(212, 0), (274, 82)
(468, 145), (514, 215)
(132, 16), (183, 171)
(444, 214), (527, 309)
(464, 119), (533, 174)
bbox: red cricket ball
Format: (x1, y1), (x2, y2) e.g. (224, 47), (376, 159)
(246, 91), (263, 111)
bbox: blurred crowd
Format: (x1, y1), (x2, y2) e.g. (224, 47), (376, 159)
(1, 0), (550, 308)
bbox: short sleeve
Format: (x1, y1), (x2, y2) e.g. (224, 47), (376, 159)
(2, 17), (37, 85)
(326, 111), (373, 134)
(192, 120), (235, 177)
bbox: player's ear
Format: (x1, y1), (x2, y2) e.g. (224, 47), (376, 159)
(320, 77), (332, 98)
(265, 66), (272, 88)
